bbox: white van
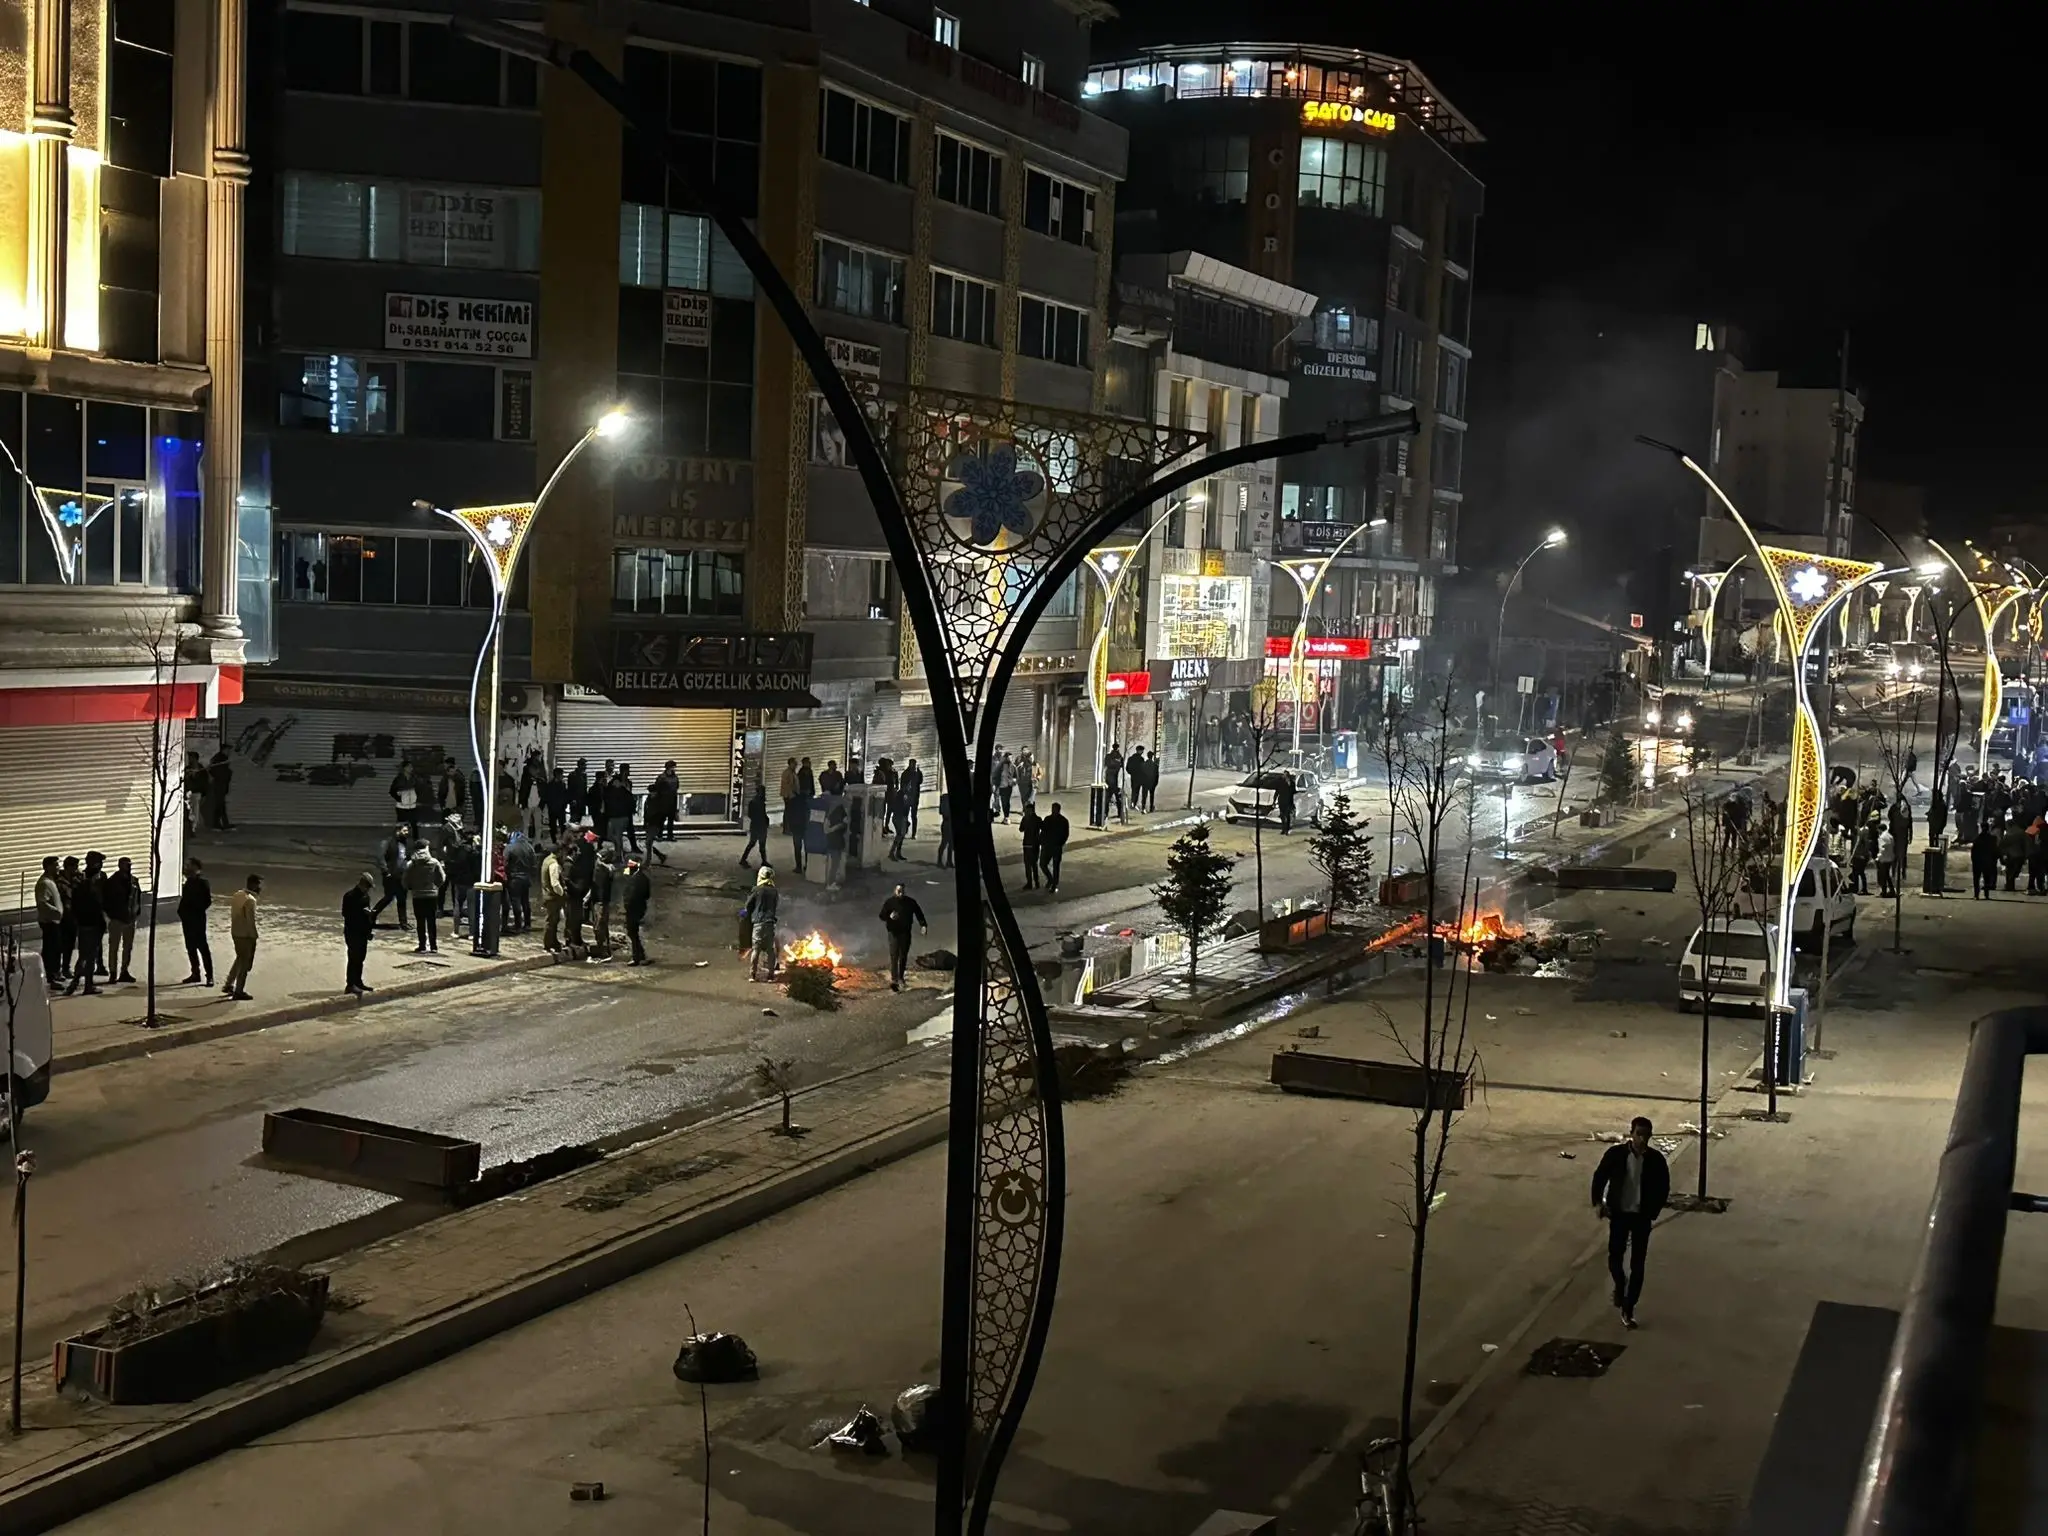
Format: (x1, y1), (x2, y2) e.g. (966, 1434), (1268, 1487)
(2, 946), (54, 1123)
(1679, 917), (1777, 1010)
(1742, 856), (1857, 952)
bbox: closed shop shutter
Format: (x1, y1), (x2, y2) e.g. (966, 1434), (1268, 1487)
(1, 722), (185, 911)
(865, 697), (940, 783)
(218, 705), (468, 828)
(551, 702), (736, 818)
(762, 714), (849, 788)
(995, 683), (1045, 767)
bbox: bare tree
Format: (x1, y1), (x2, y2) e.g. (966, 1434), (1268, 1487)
(1843, 665), (1930, 954)
(1371, 670), (1483, 1528)
(3, 929), (30, 1433)
(1677, 777), (1751, 1199)
(130, 615), (188, 1028)
(1243, 693), (1288, 916)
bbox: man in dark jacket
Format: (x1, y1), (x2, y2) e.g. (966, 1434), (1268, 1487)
(543, 767), (570, 840)
(1040, 802), (1071, 891)
(504, 833), (539, 933)
(901, 759), (924, 837)
(619, 855), (653, 965)
(65, 851), (108, 996)
(446, 833), (482, 938)
(179, 856), (213, 985)
(1018, 804), (1043, 889)
(588, 844), (616, 961)
(208, 750), (235, 829)
(1590, 1115), (1670, 1328)
(742, 782), (772, 868)
(567, 757), (590, 826)
(566, 832), (597, 947)
(878, 883), (929, 991)
(104, 855), (142, 983)
(343, 873), (376, 995)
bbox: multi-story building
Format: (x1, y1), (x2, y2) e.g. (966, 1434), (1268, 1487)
(2, 0), (255, 906)
(1085, 42), (1483, 728)
(1699, 359), (1862, 564)
(1092, 252), (1306, 768)
(213, 0), (1125, 827)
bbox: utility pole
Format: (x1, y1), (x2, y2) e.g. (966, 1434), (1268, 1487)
(1816, 331), (1851, 736)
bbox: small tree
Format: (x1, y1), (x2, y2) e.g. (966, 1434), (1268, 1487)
(754, 1057), (803, 1136)
(1306, 792), (1373, 920)
(1153, 823), (1236, 980)
(1598, 728), (1638, 805)
(1678, 777), (1749, 1199)
(131, 615), (187, 1029)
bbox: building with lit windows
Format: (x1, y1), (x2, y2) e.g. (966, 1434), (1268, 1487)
(1, 0), (256, 908)
(1087, 42), (1483, 729)
(210, 0), (1126, 825)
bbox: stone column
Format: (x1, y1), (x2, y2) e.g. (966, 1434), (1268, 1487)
(200, 0), (249, 639)
(26, 0), (74, 346)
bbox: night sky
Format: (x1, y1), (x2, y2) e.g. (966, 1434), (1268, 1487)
(1097, 3), (2034, 532)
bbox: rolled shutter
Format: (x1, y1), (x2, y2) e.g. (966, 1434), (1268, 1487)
(762, 713), (850, 788)
(0, 721), (185, 909)
(218, 705), (468, 828)
(550, 703), (736, 816)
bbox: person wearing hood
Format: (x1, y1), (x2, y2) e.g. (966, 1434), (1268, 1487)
(504, 831), (538, 933)
(588, 842), (617, 961)
(741, 781), (772, 868)
(403, 839), (446, 953)
(619, 855), (653, 965)
(744, 866), (780, 981)
(343, 872), (377, 995)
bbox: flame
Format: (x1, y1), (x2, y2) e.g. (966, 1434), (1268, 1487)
(782, 931), (843, 968)
(1434, 910), (1524, 948)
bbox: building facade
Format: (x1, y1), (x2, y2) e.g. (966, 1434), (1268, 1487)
(1, 0), (254, 908)
(1086, 42), (1483, 731)
(218, 0), (1125, 826)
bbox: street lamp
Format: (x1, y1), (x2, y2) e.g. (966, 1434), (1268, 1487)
(1927, 538), (2033, 776)
(1266, 517), (1387, 757)
(1686, 555), (1745, 688)
(1486, 526), (1566, 739)
(413, 406), (631, 953)
(1079, 503), (1181, 827)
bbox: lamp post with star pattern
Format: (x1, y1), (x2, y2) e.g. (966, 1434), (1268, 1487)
(413, 409), (630, 952)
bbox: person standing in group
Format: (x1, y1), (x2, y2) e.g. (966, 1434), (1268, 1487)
(437, 757), (468, 828)
(222, 873), (263, 1000)
(936, 790), (954, 868)
(504, 831), (537, 934)
(654, 760), (681, 839)
(34, 856), (65, 984)
(566, 831), (597, 946)
(390, 763), (421, 840)
(787, 767), (813, 876)
(2001, 816), (2028, 893)
(1040, 802), (1070, 892)
(901, 758), (924, 837)
(179, 856), (214, 985)
(56, 855), (80, 981)
(1103, 743), (1125, 823)
(65, 852), (107, 996)
(744, 866), (780, 981)
(343, 873), (376, 996)
(543, 767), (570, 841)
(1018, 803), (1043, 889)
(1973, 823), (2001, 899)
(567, 757), (590, 828)
(741, 781), (772, 867)
(541, 840), (568, 948)
(1126, 747), (1146, 818)
(878, 883), (929, 992)
(1014, 753), (1034, 817)
(819, 758), (846, 796)
(606, 765), (640, 854)
(1590, 1115), (1669, 1329)
(1143, 750), (1161, 811)
(797, 755), (816, 803)
(104, 855), (142, 983)
(993, 750), (1016, 822)
(446, 831), (481, 940)
(404, 838), (446, 954)
(824, 799), (850, 887)
(620, 854), (653, 965)
(778, 755), (798, 810)
(588, 843), (616, 961)
(208, 750), (235, 830)
(587, 762), (611, 836)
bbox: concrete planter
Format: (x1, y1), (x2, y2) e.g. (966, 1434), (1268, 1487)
(262, 1107), (482, 1196)
(55, 1269), (330, 1405)
(1270, 1049), (1469, 1110)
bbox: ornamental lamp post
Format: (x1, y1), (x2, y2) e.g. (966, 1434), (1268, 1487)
(414, 407), (631, 954)
(1080, 501), (1180, 828)
(1484, 526), (1566, 743)
(1928, 538), (2033, 776)
(1267, 517), (1387, 758)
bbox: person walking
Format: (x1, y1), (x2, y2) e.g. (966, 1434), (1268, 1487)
(642, 764), (670, 865)
(741, 781), (772, 867)
(1590, 1115), (1669, 1329)
(404, 839), (446, 953)
(744, 866), (780, 981)
(446, 831), (481, 939)
(372, 826), (411, 929)
(1875, 823), (1897, 899)
(104, 855), (141, 983)
(65, 852), (107, 996)
(825, 799), (850, 886)
(878, 883), (929, 991)
(1276, 774), (1297, 835)
(787, 770), (812, 876)
(34, 856), (65, 984)
(1972, 823), (2001, 899)
(605, 764), (640, 854)
(588, 843), (616, 961)
(541, 841), (568, 949)
(222, 873), (263, 1000)
(1018, 803), (1042, 889)
(343, 873), (376, 995)
(888, 780), (910, 860)
(994, 750), (1016, 822)
(936, 790), (954, 868)
(1040, 801), (1070, 892)
(901, 758), (925, 836)
(178, 856), (214, 985)
(1126, 747), (1146, 817)
(504, 831), (537, 933)
(2001, 817), (2029, 893)
(620, 855), (653, 965)
(1102, 744), (1125, 823)
(208, 750), (235, 830)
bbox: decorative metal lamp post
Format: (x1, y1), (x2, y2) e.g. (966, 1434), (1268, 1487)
(1079, 502), (1180, 827)
(1266, 517), (1387, 757)
(1927, 539), (2031, 776)
(413, 408), (630, 953)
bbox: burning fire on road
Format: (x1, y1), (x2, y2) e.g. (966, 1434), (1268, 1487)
(1435, 910), (1525, 951)
(782, 931), (844, 969)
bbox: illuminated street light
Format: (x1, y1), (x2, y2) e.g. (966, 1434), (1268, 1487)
(1079, 505), (1179, 828)
(1928, 538), (2034, 775)
(1263, 516), (1388, 757)
(1486, 527), (1567, 738)
(412, 407), (634, 951)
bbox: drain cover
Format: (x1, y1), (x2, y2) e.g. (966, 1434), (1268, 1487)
(1525, 1338), (1625, 1378)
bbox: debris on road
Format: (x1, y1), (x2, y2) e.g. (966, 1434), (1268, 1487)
(674, 1331), (760, 1384)
(819, 1405), (889, 1455)
(569, 1481), (607, 1502)
(892, 1382), (943, 1454)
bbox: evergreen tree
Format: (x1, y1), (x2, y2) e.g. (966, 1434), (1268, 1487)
(1598, 729), (1639, 805)
(1307, 792), (1374, 918)
(1152, 823), (1237, 978)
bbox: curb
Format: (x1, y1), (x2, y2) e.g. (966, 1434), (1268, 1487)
(52, 945), (581, 1074)
(0, 1100), (951, 1536)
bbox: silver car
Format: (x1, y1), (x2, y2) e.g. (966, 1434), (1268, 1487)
(1225, 767), (1326, 827)
(1462, 736), (1558, 784)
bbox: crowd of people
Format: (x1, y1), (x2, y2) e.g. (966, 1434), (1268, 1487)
(1946, 766), (2048, 899)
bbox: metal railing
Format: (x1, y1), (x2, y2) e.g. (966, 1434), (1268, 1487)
(1847, 1005), (2048, 1535)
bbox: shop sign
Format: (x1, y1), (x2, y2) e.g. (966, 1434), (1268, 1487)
(1200, 549), (1228, 578)
(1265, 635), (1374, 660)
(607, 630), (818, 708)
(1104, 670), (1150, 697)
(1297, 347), (1377, 383)
(1147, 657), (1263, 693)
(825, 336), (882, 378)
(384, 292), (533, 358)
(240, 678), (475, 712)
(405, 187), (503, 267)
(1278, 519), (1366, 555)
(611, 513), (748, 548)
(614, 455), (752, 521)
(663, 291), (711, 347)
(1301, 100), (1396, 133)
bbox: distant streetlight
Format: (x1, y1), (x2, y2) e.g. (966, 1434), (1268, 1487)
(1265, 516), (1387, 756)
(1080, 506), (1178, 828)
(1486, 527), (1566, 736)
(413, 406), (633, 952)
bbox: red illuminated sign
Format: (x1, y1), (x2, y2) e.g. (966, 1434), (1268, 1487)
(1265, 635), (1374, 660)
(1629, 613), (1645, 630)
(1104, 670), (1151, 696)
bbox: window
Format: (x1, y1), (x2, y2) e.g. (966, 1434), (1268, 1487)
(279, 528), (496, 609)
(1021, 53), (1044, 90)
(931, 269), (998, 346)
(1206, 384), (1230, 449)
(933, 9), (959, 47)
(1233, 478), (1254, 552)
(1433, 426), (1463, 493)
(283, 12), (537, 106)
(1200, 480), (1221, 549)
(1024, 167), (1096, 247)
(1383, 328), (1419, 401)
(815, 237), (906, 323)
(404, 361), (497, 440)
(1435, 348), (1467, 420)
(934, 130), (1002, 216)
(1387, 246), (1428, 316)
(803, 551), (892, 620)
(282, 354), (397, 433)
(107, 0), (174, 178)
(1440, 270), (1471, 342)
(280, 174), (541, 270)
(1164, 484), (1187, 548)
(1019, 295), (1089, 368)
(1169, 135), (1249, 205)
(616, 205), (753, 295)
(818, 86), (912, 183)
(611, 548), (745, 617)
(1312, 306), (1378, 355)
(1297, 137), (1385, 214)
(1429, 501), (1454, 561)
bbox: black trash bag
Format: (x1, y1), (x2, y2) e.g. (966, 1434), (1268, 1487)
(915, 948), (957, 971)
(821, 1404), (889, 1455)
(673, 1332), (759, 1384)
(892, 1382), (945, 1454)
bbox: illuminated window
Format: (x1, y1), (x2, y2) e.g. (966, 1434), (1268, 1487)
(1021, 54), (1044, 89)
(933, 9), (959, 47)
(1296, 136), (1385, 214)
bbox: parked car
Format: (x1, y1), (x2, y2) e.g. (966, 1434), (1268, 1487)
(1225, 767), (1327, 827)
(2, 948), (54, 1123)
(1885, 642), (1931, 683)
(1743, 856), (1857, 952)
(1678, 917), (1777, 1010)
(1645, 692), (1702, 735)
(1462, 736), (1558, 783)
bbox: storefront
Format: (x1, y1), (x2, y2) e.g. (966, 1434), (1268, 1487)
(1148, 656), (1260, 769)
(217, 681), (475, 828)
(1158, 573), (1254, 661)
(1264, 635), (1375, 737)
(551, 693), (740, 821)
(760, 711), (851, 787)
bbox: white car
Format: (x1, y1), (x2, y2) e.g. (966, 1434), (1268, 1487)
(1679, 917), (1777, 1010)
(2, 949), (54, 1122)
(1645, 692), (1701, 735)
(1225, 767), (1326, 827)
(1743, 856), (1857, 953)
(1462, 736), (1558, 783)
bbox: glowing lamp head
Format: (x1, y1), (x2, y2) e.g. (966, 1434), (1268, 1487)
(1098, 551), (1121, 574)
(1789, 566), (1829, 604)
(485, 514), (515, 548)
(1543, 527), (1567, 547)
(595, 409), (632, 440)
(1915, 561), (1944, 576)
(1294, 563), (1317, 581)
